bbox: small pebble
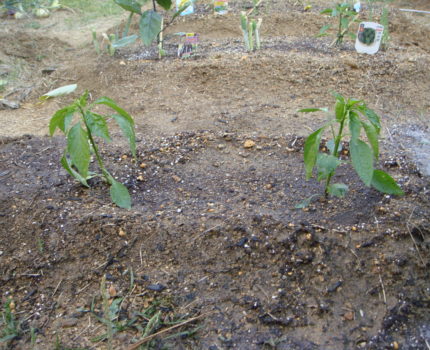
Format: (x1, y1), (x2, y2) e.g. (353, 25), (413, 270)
(244, 140), (255, 149)
(147, 283), (166, 292)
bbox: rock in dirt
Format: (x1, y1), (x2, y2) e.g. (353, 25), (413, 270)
(54, 317), (78, 328)
(147, 283), (166, 292)
(0, 99), (20, 110)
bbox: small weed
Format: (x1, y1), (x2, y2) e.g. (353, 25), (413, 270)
(0, 299), (21, 345)
(319, 3), (359, 46)
(299, 93), (404, 198)
(49, 88), (136, 209)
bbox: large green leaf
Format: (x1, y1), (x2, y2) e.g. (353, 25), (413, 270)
(84, 112), (111, 142)
(327, 183), (349, 197)
(111, 34), (138, 48)
(60, 155), (89, 187)
(139, 10), (162, 46)
(316, 153), (341, 181)
(155, 0), (172, 10)
(67, 123), (90, 179)
(371, 170), (404, 196)
(362, 107), (381, 133)
(361, 121), (379, 160)
(113, 0), (142, 14)
(349, 111), (361, 143)
(110, 179), (132, 209)
(111, 114), (136, 157)
(350, 139), (374, 186)
(92, 97), (135, 156)
(304, 127), (324, 179)
(49, 106), (75, 135)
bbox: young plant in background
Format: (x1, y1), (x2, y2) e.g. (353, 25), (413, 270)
(318, 3), (359, 46)
(112, 0), (192, 57)
(240, 12), (262, 51)
(299, 93), (404, 198)
(240, 0), (264, 51)
(92, 30), (138, 56)
(49, 88), (136, 209)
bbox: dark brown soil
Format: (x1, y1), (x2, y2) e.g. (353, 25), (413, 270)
(0, 1), (429, 349)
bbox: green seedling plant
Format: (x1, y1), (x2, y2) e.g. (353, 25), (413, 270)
(92, 30), (138, 56)
(112, 0), (192, 58)
(240, 0), (264, 51)
(299, 93), (404, 199)
(49, 90), (136, 209)
(319, 3), (359, 46)
(240, 12), (262, 51)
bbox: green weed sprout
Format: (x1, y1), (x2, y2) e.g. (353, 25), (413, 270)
(49, 90), (136, 209)
(0, 299), (21, 345)
(299, 93), (404, 198)
(319, 3), (359, 46)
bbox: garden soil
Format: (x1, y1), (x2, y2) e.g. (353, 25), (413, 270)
(0, 1), (429, 349)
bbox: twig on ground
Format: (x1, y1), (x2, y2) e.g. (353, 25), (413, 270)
(379, 274), (387, 305)
(127, 312), (212, 350)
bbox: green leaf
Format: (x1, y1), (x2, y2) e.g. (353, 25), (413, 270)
(111, 114), (136, 157)
(371, 170), (404, 196)
(113, 0), (142, 14)
(320, 8), (333, 15)
(304, 127), (325, 179)
(84, 112), (111, 142)
(139, 10), (162, 46)
(110, 180), (132, 209)
(298, 107), (329, 113)
(334, 98), (345, 122)
(67, 123), (90, 179)
(316, 153), (341, 181)
(349, 111), (361, 143)
(362, 107), (381, 133)
(60, 155), (89, 187)
(327, 183), (349, 197)
(92, 98), (136, 156)
(49, 106), (75, 135)
(361, 121), (379, 160)
(350, 139), (374, 186)
(155, 0), (172, 10)
(40, 84), (77, 101)
(111, 34), (138, 48)
(317, 24), (331, 37)
(172, 0), (192, 20)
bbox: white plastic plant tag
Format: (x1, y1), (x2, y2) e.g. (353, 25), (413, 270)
(176, 0), (194, 16)
(214, 0), (228, 15)
(355, 22), (384, 55)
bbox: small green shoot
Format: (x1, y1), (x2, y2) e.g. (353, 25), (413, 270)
(48, 88), (136, 209)
(298, 93), (404, 198)
(0, 299), (21, 345)
(319, 3), (359, 46)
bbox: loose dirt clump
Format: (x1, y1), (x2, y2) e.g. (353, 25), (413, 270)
(0, 0), (429, 349)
